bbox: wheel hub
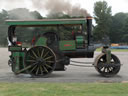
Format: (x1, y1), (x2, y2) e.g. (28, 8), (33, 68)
(36, 58), (46, 66)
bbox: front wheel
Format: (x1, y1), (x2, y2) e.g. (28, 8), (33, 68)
(94, 53), (121, 77)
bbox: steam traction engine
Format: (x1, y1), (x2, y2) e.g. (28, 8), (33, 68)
(6, 17), (121, 77)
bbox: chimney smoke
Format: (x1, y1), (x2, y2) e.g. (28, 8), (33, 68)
(31, 0), (90, 17)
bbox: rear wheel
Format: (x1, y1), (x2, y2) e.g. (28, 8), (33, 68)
(24, 46), (56, 77)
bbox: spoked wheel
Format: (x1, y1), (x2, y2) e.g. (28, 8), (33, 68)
(24, 46), (56, 77)
(94, 53), (121, 77)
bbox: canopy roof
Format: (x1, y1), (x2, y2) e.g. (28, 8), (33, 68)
(6, 18), (86, 26)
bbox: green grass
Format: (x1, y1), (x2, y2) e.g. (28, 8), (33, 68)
(96, 48), (128, 52)
(0, 83), (128, 96)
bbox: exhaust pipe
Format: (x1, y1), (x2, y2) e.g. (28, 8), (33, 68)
(86, 16), (92, 45)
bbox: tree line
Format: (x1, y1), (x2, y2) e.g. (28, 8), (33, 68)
(0, 1), (128, 46)
(94, 1), (128, 44)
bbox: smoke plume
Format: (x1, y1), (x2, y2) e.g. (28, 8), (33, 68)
(0, 0), (90, 19)
(31, 0), (90, 17)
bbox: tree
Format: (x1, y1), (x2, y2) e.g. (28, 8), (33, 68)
(93, 1), (112, 41)
(30, 11), (43, 19)
(0, 10), (8, 46)
(110, 13), (128, 43)
(8, 8), (43, 20)
(121, 17), (128, 43)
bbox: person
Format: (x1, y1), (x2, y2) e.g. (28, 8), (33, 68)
(72, 25), (83, 39)
(7, 37), (11, 46)
(31, 36), (36, 45)
(12, 34), (22, 46)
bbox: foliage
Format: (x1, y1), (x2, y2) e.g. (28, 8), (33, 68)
(121, 18), (128, 44)
(93, 1), (128, 44)
(93, 1), (112, 41)
(110, 13), (128, 43)
(47, 12), (71, 19)
(8, 8), (43, 20)
(0, 10), (8, 46)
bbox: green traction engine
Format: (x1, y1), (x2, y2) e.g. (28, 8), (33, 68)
(6, 17), (121, 77)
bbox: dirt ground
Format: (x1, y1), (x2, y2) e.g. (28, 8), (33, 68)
(0, 48), (128, 82)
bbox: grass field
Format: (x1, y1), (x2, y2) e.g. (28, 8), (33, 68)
(0, 83), (128, 96)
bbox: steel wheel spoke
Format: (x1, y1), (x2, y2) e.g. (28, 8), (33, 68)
(99, 67), (103, 70)
(111, 67), (113, 70)
(105, 68), (107, 72)
(40, 66), (44, 75)
(44, 56), (53, 60)
(43, 51), (49, 58)
(109, 67), (112, 72)
(41, 49), (44, 58)
(27, 60), (36, 62)
(32, 50), (38, 58)
(107, 68), (109, 72)
(37, 49), (40, 57)
(30, 65), (37, 72)
(46, 61), (54, 63)
(43, 65), (48, 73)
(109, 68), (112, 72)
(99, 66), (103, 70)
(36, 67), (39, 75)
(45, 64), (53, 69)
(103, 67), (106, 72)
(29, 55), (36, 59)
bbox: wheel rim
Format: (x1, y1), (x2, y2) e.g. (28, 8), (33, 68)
(24, 46), (56, 77)
(95, 54), (121, 77)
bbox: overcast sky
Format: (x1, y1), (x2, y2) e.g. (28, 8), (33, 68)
(0, 0), (128, 16)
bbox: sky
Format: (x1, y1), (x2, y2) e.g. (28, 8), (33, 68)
(0, 0), (128, 16)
